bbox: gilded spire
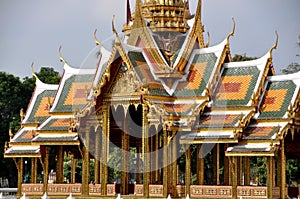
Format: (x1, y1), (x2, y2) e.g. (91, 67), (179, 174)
(141, 0), (191, 33)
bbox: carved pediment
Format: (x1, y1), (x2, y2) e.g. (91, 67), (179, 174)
(109, 69), (144, 96)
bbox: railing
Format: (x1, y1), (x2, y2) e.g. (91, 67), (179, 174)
(0, 188), (17, 196)
(22, 184), (43, 195)
(47, 184), (82, 195)
(149, 184), (163, 196)
(190, 185), (232, 198)
(134, 184), (143, 196)
(237, 186), (267, 198)
(88, 184), (101, 195)
(20, 183), (277, 198)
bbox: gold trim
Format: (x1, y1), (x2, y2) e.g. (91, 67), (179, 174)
(226, 17), (235, 44)
(58, 46), (66, 63)
(93, 29), (101, 46)
(269, 31), (278, 59)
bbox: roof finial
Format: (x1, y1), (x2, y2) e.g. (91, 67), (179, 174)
(205, 32), (210, 48)
(93, 29), (102, 46)
(31, 62), (41, 82)
(269, 31), (278, 59)
(112, 15), (121, 44)
(226, 17), (236, 44)
(58, 46), (66, 63)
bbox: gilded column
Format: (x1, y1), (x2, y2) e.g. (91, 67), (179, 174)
(155, 132), (159, 183)
(70, 155), (77, 183)
(237, 157), (243, 185)
(163, 129), (168, 196)
(171, 132), (178, 193)
(244, 157), (250, 185)
(94, 128), (101, 184)
(267, 156), (273, 199)
(213, 143), (220, 185)
(143, 103), (150, 196)
(197, 144), (204, 185)
(277, 153), (281, 188)
(224, 144), (230, 185)
(231, 156), (238, 199)
(121, 124), (129, 195)
(101, 104), (109, 195)
(280, 139), (286, 199)
(31, 157), (37, 183)
(43, 147), (50, 193)
(185, 145), (191, 195)
(56, 145), (64, 183)
(15, 157), (23, 196)
(82, 129), (90, 196)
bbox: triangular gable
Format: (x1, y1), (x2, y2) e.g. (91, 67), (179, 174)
(22, 79), (58, 125)
(50, 62), (95, 113)
(213, 51), (272, 107)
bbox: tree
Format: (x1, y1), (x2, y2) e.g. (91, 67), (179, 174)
(0, 67), (61, 187)
(232, 54), (258, 62)
(0, 72), (24, 187)
(281, 62), (300, 74)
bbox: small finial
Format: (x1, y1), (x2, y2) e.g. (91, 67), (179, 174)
(20, 108), (25, 122)
(112, 15), (121, 44)
(269, 31), (278, 59)
(226, 17), (236, 44)
(58, 46), (66, 63)
(93, 29), (102, 46)
(31, 62), (41, 83)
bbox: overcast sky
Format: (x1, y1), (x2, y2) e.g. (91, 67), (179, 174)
(0, 0), (299, 79)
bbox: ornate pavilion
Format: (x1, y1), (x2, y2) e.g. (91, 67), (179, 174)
(4, 0), (300, 198)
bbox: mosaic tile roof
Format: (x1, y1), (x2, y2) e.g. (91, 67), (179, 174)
(259, 80), (297, 119)
(24, 90), (56, 124)
(38, 117), (71, 131)
(226, 144), (275, 156)
(175, 52), (217, 97)
(5, 146), (40, 156)
(214, 66), (260, 106)
(164, 103), (194, 116)
(180, 131), (236, 142)
(51, 74), (94, 112)
(11, 128), (33, 143)
(128, 51), (169, 96)
(243, 126), (278, 140)
(32, 134), (78, 143)
(197, 114), (241, 128)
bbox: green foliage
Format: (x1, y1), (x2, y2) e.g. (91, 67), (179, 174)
(281, 62), (300, 74)
(232, 54), (258, 62)
(0, 67), (61, 187)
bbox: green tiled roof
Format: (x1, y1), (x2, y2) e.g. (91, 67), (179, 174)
(52, 74), (94, 112)
(243, 126), (278, 140)
(12, 129), (32, 143)
(129, 51), (170, 96)
(174, 53), (217, 97)
(33, 135), (77, 142)
(214, 66), (260, 106)
(40, 118), (70, 131)
(197, 114), (240, 128)
(25, 90), (56, 124)
(259, 80), (296, 119)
